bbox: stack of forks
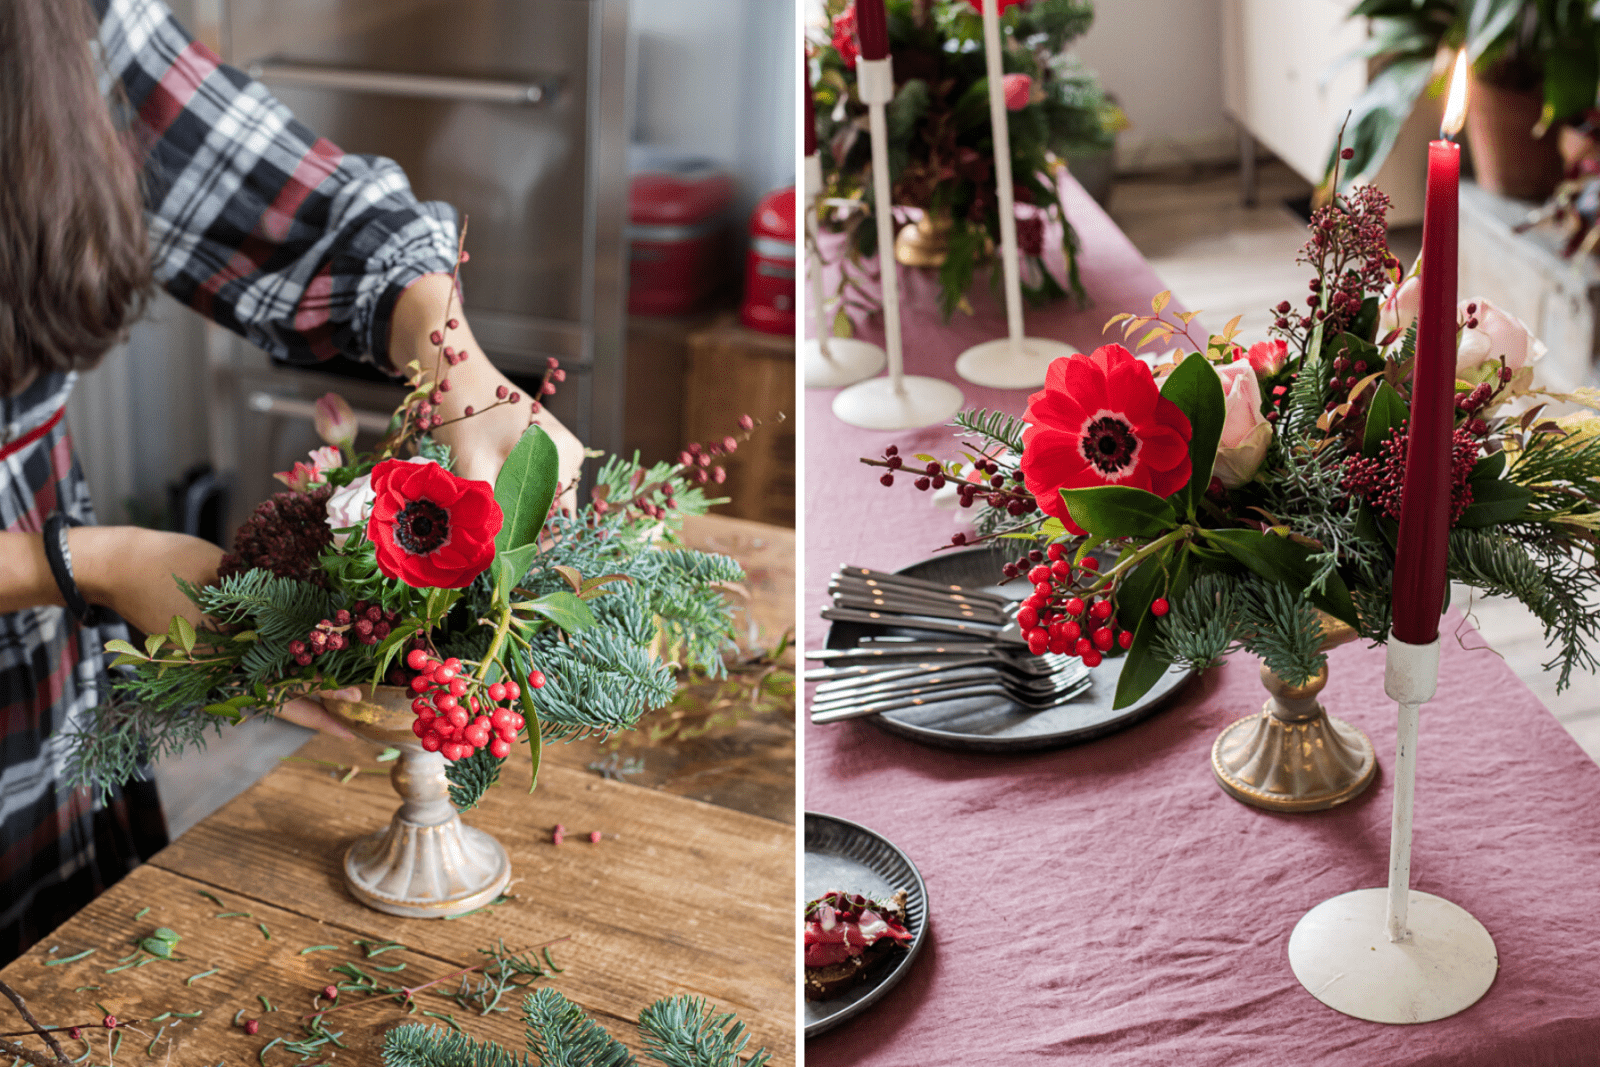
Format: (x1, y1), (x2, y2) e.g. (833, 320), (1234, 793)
(806, 566), (1092, 723)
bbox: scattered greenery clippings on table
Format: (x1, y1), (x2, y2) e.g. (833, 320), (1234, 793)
(381, 989), (770, 1067)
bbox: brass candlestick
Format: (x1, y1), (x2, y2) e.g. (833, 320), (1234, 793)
(1211, 617), (1377, 812)
(322, 684), (510, 917)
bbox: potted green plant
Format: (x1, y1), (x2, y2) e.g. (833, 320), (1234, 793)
(1333, 0), (1597, 201)
(811, 0), (1119, 321)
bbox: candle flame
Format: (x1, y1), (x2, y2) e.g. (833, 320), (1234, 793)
(1441, 50), (1469, 139)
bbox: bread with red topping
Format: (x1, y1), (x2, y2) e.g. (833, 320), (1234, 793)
(803, 889), (912, 1000)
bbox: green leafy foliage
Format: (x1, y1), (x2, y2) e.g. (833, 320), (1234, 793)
(523, 989), (636, 1067)
(637, 996), (772, 1067)
(1157, 352), (1226, 515)
(1058, 485), (1177, 539)
(495, 426), (561, 553)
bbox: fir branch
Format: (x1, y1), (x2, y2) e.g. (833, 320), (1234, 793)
(1448, 529), (1547, 604)
(446, 747), (504, 812)
(1150, 573), (1244, 672)
(65, 699), (229, 803)
(637, 997), (770, 1067)
(380, 1024), (533, 1067)
(1238, 580), (1328, 688)
(950, 407), (1026, 455)
(523, 989), (635, 1067)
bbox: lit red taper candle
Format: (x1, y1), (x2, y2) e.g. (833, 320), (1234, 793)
(1391, 50), (1468, 646)
(804, 49), (816, 157)
(856, 0), (889, 61)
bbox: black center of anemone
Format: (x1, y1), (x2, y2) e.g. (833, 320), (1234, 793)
(394, 499), (450, 555)
(1081, 416), (1138, 474)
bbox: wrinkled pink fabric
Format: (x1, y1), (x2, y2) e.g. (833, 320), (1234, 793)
(806, 175), (1600, 1065)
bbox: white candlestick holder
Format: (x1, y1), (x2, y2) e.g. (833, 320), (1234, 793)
(804, 153), (885, 389)
(832, 57), (964, 430)
(1287, 637), (1498, 1023)
(952, 1), (1076, 391)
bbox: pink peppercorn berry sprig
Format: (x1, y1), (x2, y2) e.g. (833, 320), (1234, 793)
(599, 413), (776, 524)
(289, 601), (401, 667)
(867, 445), (1040, 545)
(406, 647), (549, 762)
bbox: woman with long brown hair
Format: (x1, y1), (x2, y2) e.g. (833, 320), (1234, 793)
(0, 0), (581, 961)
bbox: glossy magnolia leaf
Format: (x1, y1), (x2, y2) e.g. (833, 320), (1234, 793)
(493, 425), (560, 555)
(552, 564), (584, 595)
(1363, 380), (1408, 457)
(1112, 546), (1185, 710)
(1058, 485), (1178, 539)
(1457, 461), (1533, 528)
(493, 543), (540, 609)
(1203, 528), (1359, 628)
(1158, 352), (1225, 517)
(524, 590), (595, 633)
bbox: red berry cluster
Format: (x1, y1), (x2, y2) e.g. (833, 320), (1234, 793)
(289, 601), (400, 666)
(677, 435), (738, 488)
(1009, 545), (1128, 667)
(405, 648), (547, 762)
(1342, 424), (1480, 523)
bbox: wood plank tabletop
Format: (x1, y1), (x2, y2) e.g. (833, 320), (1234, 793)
(0, 731), (794, 1065)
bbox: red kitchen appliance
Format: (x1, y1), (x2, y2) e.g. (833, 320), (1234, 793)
(739, 186), (795, 335)
(627, 167), (735, 316)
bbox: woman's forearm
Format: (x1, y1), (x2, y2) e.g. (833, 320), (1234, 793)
(0, 532), (67, 614)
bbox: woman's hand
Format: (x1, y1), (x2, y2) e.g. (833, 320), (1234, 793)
(390, 274), (585, 504)
(72, 527), (357, 737)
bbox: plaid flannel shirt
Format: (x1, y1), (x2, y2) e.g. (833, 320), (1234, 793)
(1, 0), (461, 961)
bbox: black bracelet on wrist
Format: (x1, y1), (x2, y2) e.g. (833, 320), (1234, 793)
(43, 512), (104, 628)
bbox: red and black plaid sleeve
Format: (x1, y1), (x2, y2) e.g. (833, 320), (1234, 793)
(91, 0), (460, 371)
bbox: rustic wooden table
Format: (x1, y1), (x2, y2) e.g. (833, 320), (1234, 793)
(0, 515), (796, 1066)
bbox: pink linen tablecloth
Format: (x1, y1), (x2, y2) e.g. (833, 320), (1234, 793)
(804, 175), (1600, 1064)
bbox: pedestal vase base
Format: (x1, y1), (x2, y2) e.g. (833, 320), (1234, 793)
(1212, 708), (1376, 812)
(954, 337), (1079, 389)
(1289, 888), (1498, 1023)
(805, 337), (886, 389)
(344, 815), (510, 919)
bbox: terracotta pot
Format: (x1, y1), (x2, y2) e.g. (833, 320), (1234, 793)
(1464, 73), (1563, 201)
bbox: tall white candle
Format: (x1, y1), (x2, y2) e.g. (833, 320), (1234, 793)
(858, 56), (905, 393)
(979, 0), (1024, 352)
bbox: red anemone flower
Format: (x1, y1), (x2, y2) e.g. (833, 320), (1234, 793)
(367, 459), (503, 589)
(1020, 345), (1193, 534)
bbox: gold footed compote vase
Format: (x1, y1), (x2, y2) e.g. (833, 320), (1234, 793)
(1211, 617), (1377, 812)
(322, 684), (510, 918)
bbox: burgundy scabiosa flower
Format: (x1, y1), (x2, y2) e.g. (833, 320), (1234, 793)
(218, 487), (335, 586)
(1020, 344), (1193, 534)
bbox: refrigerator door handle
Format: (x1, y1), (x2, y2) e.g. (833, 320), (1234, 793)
(248, 61), (557, 106)
(246, 391), (393, 433)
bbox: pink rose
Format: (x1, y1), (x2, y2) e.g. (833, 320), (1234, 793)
(1456, 298), (1544, 386)
(324, 455), (433, 547)
(1379, 277), (1421, 338)
(1002, 73), (1033, 111)
(1212, 361), (1272, 489)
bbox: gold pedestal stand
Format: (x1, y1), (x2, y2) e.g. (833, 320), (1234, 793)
(1211, 620), (1377, 812)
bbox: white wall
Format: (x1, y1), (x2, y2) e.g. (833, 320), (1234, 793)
(632, 0), (798, 220)
(1071, 0), (1233, 172)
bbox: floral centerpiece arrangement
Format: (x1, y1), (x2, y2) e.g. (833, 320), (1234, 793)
(812, 0), (1120, 320)
(70, 285), (760, 812)
(867, 161), (1600, 709)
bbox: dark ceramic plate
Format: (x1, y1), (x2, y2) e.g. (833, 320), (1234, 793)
(822, 545), (1194, 752)
(803, 812), (929, 1039)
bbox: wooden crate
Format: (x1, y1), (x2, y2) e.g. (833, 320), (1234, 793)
(622, 311), (719, 467)
(683, 314), (795, 527)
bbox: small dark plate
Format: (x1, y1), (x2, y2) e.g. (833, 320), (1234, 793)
(804, 812), (929, 1039)
(823, 544), (1194, 752)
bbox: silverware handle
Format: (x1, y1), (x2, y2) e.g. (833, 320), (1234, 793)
(837, 565), (1010, 605)
(830, 574), (1011, 612)
(810, 684), (1006, 723)
(821, 607), (1009, 640)
(804, 656), (991, 682)
(813, 667), (997, 700)
(830, 592), (1006, 624)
